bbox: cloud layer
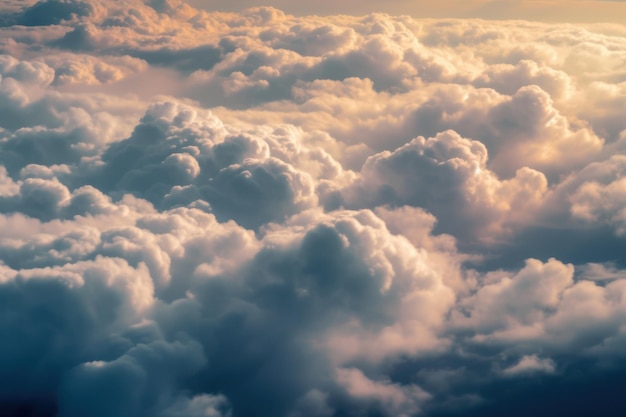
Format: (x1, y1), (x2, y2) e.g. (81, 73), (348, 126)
(2, 1), (626, 416)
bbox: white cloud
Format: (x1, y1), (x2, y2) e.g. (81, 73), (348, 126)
(336, 368), (431, 417)
(502, 355), (556, 376)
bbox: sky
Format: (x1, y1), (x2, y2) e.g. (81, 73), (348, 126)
(188, 0), (626, 23)
(1, 0), (626, 416)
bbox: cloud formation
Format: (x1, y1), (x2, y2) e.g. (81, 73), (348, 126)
(2, 1), (626, 416)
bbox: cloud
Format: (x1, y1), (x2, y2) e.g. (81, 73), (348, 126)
(336, 368), (431, 417)
(451, 257), (626, 358)
(502, 355), (556, 376)
(0, 0), (94, 27)
(334, 130), (548, 243)
(2, 1), (626, 416)
(578, 262), (626, 281)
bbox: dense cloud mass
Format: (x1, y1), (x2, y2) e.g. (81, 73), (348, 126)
(1, 0), (626, 416)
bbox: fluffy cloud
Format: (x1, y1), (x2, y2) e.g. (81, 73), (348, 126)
(501, 355), (556, 377)
(2, 1), (626, 416)
(451, 257), (626, 360)
(334, 130), (548, 242)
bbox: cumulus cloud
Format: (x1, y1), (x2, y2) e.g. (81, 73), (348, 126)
(2, 0), (626, 416)
(334, 130), (548, 243)
(502, 355), (556, 376)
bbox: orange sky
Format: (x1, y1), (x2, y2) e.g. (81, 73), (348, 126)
(189, 0), (626, 23)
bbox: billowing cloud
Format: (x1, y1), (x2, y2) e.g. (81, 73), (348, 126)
(2, 1), (626, 416)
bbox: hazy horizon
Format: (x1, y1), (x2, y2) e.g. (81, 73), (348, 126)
(188, 0), (626, 23)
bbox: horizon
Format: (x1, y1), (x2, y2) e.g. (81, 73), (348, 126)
(188, 0), (626, 24)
